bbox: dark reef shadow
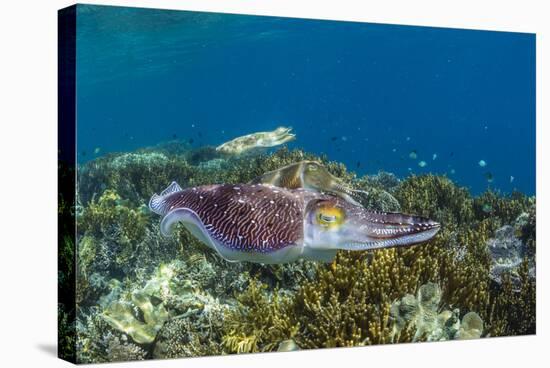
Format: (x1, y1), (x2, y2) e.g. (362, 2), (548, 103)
(36, 343), (57, 357)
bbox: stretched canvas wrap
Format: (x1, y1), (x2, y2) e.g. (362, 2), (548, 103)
(58, 4), (536, 364)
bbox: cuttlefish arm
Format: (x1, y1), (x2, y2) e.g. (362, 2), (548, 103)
(303, 197), (441, 254)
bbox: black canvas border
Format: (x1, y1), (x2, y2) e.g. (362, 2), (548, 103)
(58, 4), (77, 363)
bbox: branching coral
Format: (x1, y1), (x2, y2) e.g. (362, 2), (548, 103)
(78, 189), (148, 244)
(222, 279), (298, 353)
(394, 174), (475, 228)
(76, 189), (151, 303)
(473, 190), (534, 225)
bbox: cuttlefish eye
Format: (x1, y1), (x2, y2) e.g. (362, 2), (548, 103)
(306, 163), (319, 172)
(315, 204), (345, 229)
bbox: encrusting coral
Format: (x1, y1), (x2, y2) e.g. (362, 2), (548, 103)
(73, 144), (536, 362)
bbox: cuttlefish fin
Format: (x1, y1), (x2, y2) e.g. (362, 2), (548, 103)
(161, 181), (182, 196)
(160, 207), (238, 263)
(149, 181), (182, 215)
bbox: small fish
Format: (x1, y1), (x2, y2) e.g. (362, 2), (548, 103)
(406, 136), (411, 141)
(356, 161), (361, 168)
(450, 169), (456, 175)
(94, 147), (101, 155)
(392, 148), (397, 153)
(450, 152), (455, 157)
(485, 172), (494, 183)
(409, 150), (418, 160)
(432, 153), (438, 160)
(510, 176), (515, 183)
(478, 160), (487, 167)
(341, 136), (348, 142)
(331, 136), (338, 142)
(418, 160), (427, 168)
(482, 204), (493, 213)
(278, 339), (300, 352)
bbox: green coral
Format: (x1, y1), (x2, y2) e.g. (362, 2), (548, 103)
(395, 174), (475, 228)
(76, 189), (150, 282)
(473, 190), (534, 225)
(78, 189), (148, 244)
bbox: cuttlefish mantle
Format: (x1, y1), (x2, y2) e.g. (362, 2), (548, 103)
(150, 182), (440, 264)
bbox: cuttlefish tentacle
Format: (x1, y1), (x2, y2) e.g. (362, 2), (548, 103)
(150, 182), (440, 264)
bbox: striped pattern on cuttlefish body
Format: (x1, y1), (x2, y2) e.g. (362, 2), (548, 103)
(149, 182), (441, 264)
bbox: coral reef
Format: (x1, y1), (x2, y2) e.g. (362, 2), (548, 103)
(104, 333), (147, 362)
(487, 223), (533, 289)
(394, 174), (475, 228)
(222, 280), (297, 353)
(73, 144), (536, 362)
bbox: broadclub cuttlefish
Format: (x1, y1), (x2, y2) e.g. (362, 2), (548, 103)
(150, 181), (440, 264)
(249, 160), (370, 206)
(215, 126), (296, 155)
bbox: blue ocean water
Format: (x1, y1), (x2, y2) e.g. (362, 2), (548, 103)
(75, 5), (535, 195)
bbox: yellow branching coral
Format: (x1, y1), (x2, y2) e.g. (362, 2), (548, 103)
(78, 189), (148, 244)
(222, 279), (299, 353)
(394, 174), (475, 228)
